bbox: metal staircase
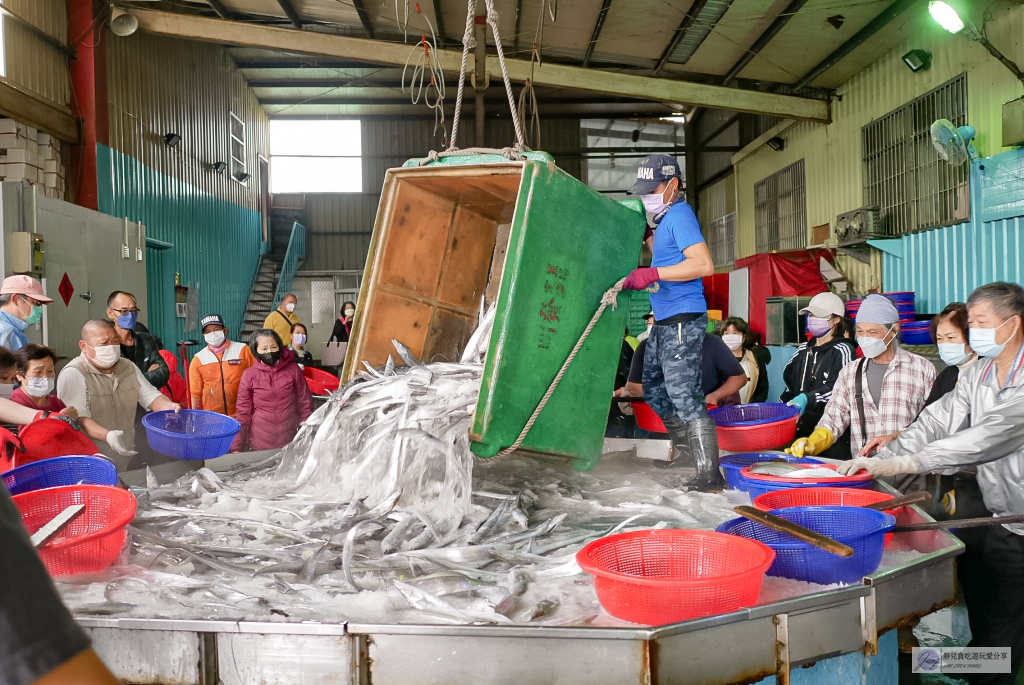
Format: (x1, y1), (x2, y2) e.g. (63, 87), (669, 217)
(239, 256), (281, 342)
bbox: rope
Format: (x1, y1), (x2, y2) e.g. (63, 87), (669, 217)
(401, 5), (447, 143)
(480, 277), (626, 462)
(483, 0), (525, 151)
(416, 146), (526, 166)
(448, 0), (476, 149)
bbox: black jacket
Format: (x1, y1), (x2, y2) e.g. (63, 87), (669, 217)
(923, 365), (959, 410)
(750, 344), (772, 403)
(120, 329), (170, 389)
(780, 337), (855, 436)
(328, 318), (351, 343)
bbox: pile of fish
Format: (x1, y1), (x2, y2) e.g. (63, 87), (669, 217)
(748, 462), (846, 479)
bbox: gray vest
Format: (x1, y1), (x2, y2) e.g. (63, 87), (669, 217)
(64, 354), (140, 466)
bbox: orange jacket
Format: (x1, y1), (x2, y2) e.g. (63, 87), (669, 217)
(188, 342), (254, 416)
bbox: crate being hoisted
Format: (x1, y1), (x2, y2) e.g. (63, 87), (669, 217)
(343, 152), (645, 470)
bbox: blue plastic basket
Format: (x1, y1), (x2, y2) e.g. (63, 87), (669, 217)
(900, 328), (933, 345)
(736, 476), (875, 499)
(884, 292), (916, 304)
(2, 456), (117, 495)
(716, 506), (896, 584)
(720, 453), (822, 490)
(142, 410), (241, 461)
(709, 403), (801, 427)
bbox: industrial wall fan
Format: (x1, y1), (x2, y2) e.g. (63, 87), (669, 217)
(931, 119), (979, 165)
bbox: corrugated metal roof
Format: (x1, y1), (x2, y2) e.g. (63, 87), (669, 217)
(669, 0), (736, 65)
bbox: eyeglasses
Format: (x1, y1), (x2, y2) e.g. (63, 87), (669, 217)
(110, 307), (140, 315)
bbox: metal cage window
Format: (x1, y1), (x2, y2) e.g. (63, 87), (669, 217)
(707, 212), (736, 267)
(754, 160), (807, 253)
(862, 73), (969, 236)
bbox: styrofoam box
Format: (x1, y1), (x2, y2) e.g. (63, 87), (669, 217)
(25, 126), (37, 143)
(0, 119), (26, 136)
(0, 133), (27, 150)
(0, 163), (39, 182)
(37, 132), (52, 147)
(43, 172), (58, 188)
(3, 148), (39, 165)
(38, 146), (55, 161)
(43, 159), (57, 173)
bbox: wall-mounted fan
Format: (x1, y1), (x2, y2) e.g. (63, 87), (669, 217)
(931, 119), (979, 165)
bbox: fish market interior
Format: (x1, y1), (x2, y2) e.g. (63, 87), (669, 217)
(5, 1), (1024, 684)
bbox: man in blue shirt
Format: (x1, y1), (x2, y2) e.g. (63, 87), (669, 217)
(622, 154), (722, 489)
(0, 275), (51, 353)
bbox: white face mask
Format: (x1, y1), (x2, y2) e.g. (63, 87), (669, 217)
(292, 333), (306, 347)
(90, 344), (121, 368)
(0, 383), (14, 399)
(344, 308), (355, 317)
(969, 318), (1016, 358)
(204, 331), (226, 348)
(285, 302), (296, 313)
(859, 326), (894, 359)
(722, 334), (744, 351)
(23, 376), (54, 398)
(938, 342), (970, 367)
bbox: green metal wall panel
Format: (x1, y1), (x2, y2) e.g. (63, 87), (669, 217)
(97, 144), (262, 347)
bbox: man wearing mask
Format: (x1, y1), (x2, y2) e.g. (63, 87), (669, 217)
(0, 275), (51, 353)
(780, 292), (856, 456)
(106, 291), (169, 390)
(620, 154), (719, 489)
(789, 294), (936, 471)
(264, 293), (302, 347)
(637, 311), (654, 342)
(838, 283), (1024, 684)
(57, 319), (181, 470)
(188, 314), (254, 416)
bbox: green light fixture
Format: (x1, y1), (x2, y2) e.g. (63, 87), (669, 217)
(928, 1), (964, 34)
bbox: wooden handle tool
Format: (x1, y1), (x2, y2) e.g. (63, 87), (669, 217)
(733, 506), (854, 558)
(894, 514), (1024, 532)
(862, 491), (932, 511)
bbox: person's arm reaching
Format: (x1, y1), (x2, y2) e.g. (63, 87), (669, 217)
(149, 394), (181, 413)
(655, 242), (715, 282)
(296, 366), (314, 423)
(0, 397), (46, 426)
(133, 366), (180, 414)
(707, 373), (747, 406)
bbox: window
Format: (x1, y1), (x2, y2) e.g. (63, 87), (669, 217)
(230, 113), (246, 184)
(270, 120), (362, 193)
(707, 212), (735, 267)
(755, 160), (807, 253)
(580, 119), (684, 199)
(862, 73), (969, 236)
(311, 280), (336, 325)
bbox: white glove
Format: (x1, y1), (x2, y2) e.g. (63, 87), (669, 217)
(836, 458), (872, 476)
(106, 430), (137, 457)
(865, 455), (922, 477)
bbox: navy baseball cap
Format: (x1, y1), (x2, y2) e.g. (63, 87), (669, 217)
(628, 153), (681, 195)
(200, 314), (225, 330)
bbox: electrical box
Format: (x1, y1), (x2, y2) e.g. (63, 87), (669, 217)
(1004, 97), (1024, 148)
(766, 296), (813, 346)
(836, 206), (882, 245)
(11, 232), (44, 276)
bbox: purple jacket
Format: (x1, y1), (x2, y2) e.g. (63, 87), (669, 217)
(233, 348), (313, 452)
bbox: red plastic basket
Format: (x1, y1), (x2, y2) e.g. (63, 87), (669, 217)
(304, 367), (340, 396)
(716, 415), (799, 452)
(16, 418), (99, 467)
(577, 529), (775, 625)
(12, 484), (136, 577)
(752, 487), (901, 546)
(633, 401), (667, 433)
(740, 462), (873, 486)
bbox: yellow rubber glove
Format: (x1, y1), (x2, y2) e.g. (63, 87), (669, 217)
(785, 427), (834, 457)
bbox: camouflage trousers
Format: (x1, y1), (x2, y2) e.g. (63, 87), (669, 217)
(642, 315), (707, 423)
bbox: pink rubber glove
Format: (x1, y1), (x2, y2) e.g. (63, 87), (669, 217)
(622, 267), (660, 291)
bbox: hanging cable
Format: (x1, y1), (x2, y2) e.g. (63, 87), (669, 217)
(402, 4), (447, 144)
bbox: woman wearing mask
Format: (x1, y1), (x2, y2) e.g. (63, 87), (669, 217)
(780, 292), (856, 452)
(721, 317), (764, 404)
(288, 323), (314, 367)
(9, 344), (70, 415)
(0, 348), (16, 400)
(329, 302), (356, 343)
(233, 329), (312, 452)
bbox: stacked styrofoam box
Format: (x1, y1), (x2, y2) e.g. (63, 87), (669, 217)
(38, 132), (64, 199)
(0, 119), (64, 198)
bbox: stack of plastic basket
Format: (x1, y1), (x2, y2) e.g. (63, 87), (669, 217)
(709, 403), (800, 452)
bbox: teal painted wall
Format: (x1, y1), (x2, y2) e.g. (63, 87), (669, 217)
(96, 144), (262, 351)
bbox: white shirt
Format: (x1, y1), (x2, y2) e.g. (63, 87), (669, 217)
(57, 363), (164, 418)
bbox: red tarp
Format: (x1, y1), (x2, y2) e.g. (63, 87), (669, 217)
(734, 250), (832, 339)
(703, 274), (730, 318)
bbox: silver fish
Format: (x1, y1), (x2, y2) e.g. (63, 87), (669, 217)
(298, 543), (331, 584)
(393, 580), (511, 624)
(469, 498), (510, 544)
(76, 601), (136, 616)
(343, 520), (387, 589)
(748, 461), (805, 476)
(508, 567), (529, 596)
(392, 339), (425, 367)
(526, 597), (560, 621)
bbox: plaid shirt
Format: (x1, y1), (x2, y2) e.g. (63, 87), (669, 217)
(818, 347), (937, 456)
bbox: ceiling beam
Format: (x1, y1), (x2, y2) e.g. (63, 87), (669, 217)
(207, 0), (231, 19)
(235, 60), (372, 69)
(720, 0), (807, 86)
(131, 8), (830, 122)
(351, 0), (375, 39)
(275, 0), (303, 30)
(654, 0), (709, 76)
(792, 0), (918, 90)
(582, 0), (613, 68)
(0, 80), (79, 143)
(431, 0), (446, 47)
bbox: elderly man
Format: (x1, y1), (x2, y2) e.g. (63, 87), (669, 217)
(57, 319), (180, 470)
(789, 293), (936, 466)
(264, 293), (301, 348)
(106, 290), (169, 390)
(839, 283), (1024, 685)
(0, 275), (52, 353)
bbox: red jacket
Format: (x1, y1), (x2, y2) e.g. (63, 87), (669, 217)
(158, 349), (189, 406)
(233, 348), (313, 452)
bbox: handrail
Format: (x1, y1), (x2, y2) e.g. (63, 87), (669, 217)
(273, 222), (306, 309)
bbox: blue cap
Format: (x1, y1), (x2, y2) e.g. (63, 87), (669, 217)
(628, 153), (681, 195)
(200, 314), (225, 330)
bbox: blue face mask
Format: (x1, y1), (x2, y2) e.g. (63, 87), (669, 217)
(969, 318), (1017, 358)
(117, 312), (138, 330)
